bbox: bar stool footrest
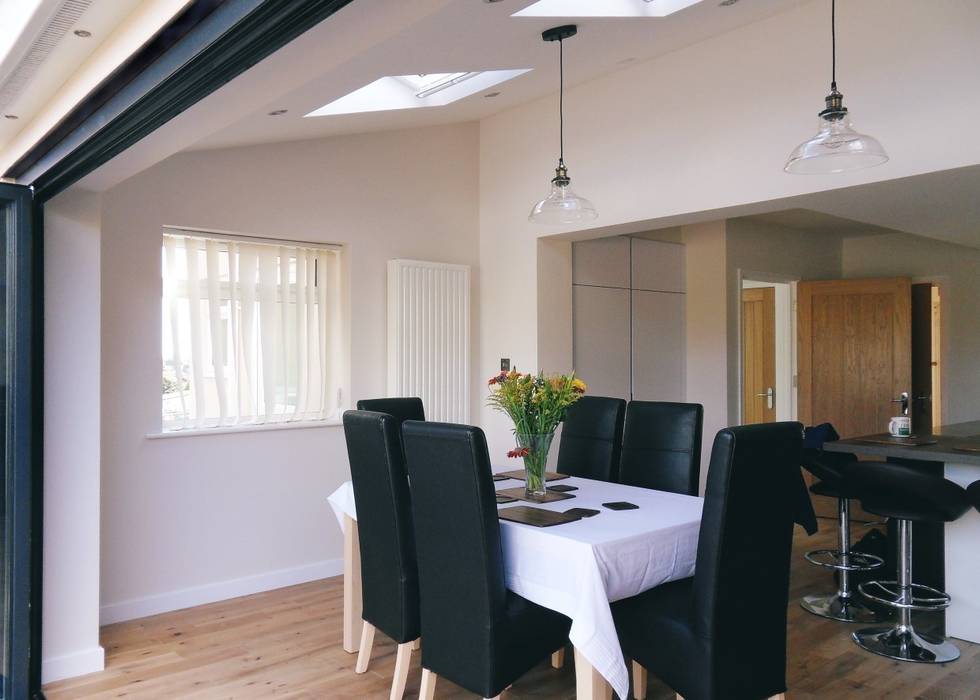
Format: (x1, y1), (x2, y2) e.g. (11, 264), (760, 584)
(804, 548), (885, 572)
(858, 580), (951, 611)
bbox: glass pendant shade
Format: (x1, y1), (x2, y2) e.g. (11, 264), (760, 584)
(785, 110), (889, 174)
(529, 167), (598, 224)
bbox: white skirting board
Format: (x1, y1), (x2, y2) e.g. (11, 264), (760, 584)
(42, 645), (106, 684)
(100, 558), (343, 625)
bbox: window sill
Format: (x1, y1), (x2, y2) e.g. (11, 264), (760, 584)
(146, 418), (343, 439)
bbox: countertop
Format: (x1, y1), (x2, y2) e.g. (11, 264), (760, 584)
(824, 421), (980, 467)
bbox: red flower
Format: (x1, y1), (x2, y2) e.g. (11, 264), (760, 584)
(507, 447), (530, 458)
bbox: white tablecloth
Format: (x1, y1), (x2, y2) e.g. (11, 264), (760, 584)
(328, 473), (703, 699)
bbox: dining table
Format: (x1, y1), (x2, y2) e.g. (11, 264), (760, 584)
(328, 469), (704, 700)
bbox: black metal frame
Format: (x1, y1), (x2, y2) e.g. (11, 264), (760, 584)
(1, 0), (356, 696)
(0, 183), (39, 699)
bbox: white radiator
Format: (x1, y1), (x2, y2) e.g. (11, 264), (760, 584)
(387, 259), (471, 423)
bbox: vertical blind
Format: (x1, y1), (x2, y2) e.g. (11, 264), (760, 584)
(162, 231), (343, 430)
(387, 259), (470, 423)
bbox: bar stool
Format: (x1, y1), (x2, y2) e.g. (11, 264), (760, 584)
(800, 447), (885, 623)
(853, 463), (971, 663)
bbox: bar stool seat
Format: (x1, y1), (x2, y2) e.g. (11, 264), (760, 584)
(853, 463), (971, 664)
(800, 446), (884, 624)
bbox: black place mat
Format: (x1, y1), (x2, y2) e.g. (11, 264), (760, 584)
(953, 444), (980, 454)
(496, 493), (518, 504)
(492, 473), (512, 482)
(498, 506), (582, 528)
(495, 469), (570, 482)
(856, 434), (938, 446)
(496, 487), (575, 504)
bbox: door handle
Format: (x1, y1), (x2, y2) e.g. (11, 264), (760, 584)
(755, 387), (775, 410)
(890, 391), (910, 415)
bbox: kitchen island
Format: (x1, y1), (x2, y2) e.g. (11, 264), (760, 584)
(825, 421), (980, 644)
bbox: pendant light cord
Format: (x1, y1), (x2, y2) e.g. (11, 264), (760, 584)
(559, 37), (565, 167)
(830, 0), (837, 90)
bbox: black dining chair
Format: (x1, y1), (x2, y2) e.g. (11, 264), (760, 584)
(356, 396), (425, 425)
(556, 395), (627, 482)
(619, 401), (704, 496)
(613, 422), (808, 700)
(342, 410), (420, 700)
(968, 480), (980, 513)
(402, 420), (571, 700)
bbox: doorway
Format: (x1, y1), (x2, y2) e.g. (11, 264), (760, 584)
(740, 278), (794, 425)
(912, 282), (942, 433)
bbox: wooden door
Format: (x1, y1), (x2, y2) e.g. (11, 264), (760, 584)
(798, 277), (911, 519)
(742, 287), (776, 424)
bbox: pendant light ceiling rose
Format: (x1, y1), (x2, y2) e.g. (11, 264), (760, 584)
(542, 24), (577, 42)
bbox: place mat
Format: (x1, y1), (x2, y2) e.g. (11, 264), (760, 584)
(496, 487), (576, 504)
(495, 469), (570, 482)
(496, 494), (518, 504)
(497, 506), (582, 528)
(856, 434), (938, 447)
(952, 444), (980, 454)
(492, 473), (512, 482)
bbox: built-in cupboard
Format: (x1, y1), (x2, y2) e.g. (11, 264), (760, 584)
(571, 236), (685, 402)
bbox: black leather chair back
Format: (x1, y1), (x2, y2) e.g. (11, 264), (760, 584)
(342, 410), (419, 643)
(692, 422), (804, 698)
(619, 401), (703, 495)
(402, 421), (507, 678)
(356, 397), (425, 426)
(556, 396), (626, 482)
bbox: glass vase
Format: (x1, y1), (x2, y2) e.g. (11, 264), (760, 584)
(515, 432), (555, 501)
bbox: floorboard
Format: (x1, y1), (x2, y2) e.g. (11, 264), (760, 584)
(44, 523), (980, 699)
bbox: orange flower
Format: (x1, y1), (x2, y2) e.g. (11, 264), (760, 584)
(507, 447), (530, 458)
(571, 378), (587, 394)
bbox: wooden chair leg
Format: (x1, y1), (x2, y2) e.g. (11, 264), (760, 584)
(412, 638), (421, 651)
(355, 622), (375, 674)
(551, 647), (566, 669)
(770, 695), (786, 700)
(632, 661), (648, 700)
(419, 668), (438, 700)
(388, 642), (413, 700)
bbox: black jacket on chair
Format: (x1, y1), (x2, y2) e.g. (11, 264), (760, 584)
(619, 401), (703, 495)
(355, 397), (425, 425)
(402, 421), (572, 698)
(556, 396), (626, 482)
(342, 410), (420, 644)
(613, 422), (806, 700)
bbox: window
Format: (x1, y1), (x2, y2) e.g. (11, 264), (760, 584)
(161, 229), (343, 431)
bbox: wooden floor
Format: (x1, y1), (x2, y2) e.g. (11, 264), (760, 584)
(45, 524), (980, 699)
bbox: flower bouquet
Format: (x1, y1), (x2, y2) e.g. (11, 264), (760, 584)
(487, 369), (586, 499)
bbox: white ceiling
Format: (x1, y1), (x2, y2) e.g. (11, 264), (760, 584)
(188, 0), (810, 151)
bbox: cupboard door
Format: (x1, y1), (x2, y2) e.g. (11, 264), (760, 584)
(631, 239), (684, 293)
(573, 285), (630, 400)
(572, 236), (630, 288)
(631, 290), (685, 401)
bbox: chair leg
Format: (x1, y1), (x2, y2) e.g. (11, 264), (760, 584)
(419, 668), (438, 700)
(552, 647), (566, 669)
(412, 638), (421, 651)
(389, 642), (413, 700)
(632, 661), (648, 700)
(355, 622), (375, 673)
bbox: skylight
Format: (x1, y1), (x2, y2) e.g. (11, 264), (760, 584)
(306, 69), (531, 117)
(513, 0), (703, 17)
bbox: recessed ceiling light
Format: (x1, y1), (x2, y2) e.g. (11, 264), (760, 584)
(267, 109), (288, 116)
(484, 92), (501, 98)
(514, 0), (703, 17)
(3, 114), (18, 120)
(307, 69), (531, 117)
(719, 0), (739, 5)
(73, 29), (91, 37)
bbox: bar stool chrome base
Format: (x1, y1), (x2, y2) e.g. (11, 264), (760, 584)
(801, 592), (882, 624)
(852, 626), (960, 664)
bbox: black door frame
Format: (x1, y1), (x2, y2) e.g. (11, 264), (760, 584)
(3, 0), (354, 695)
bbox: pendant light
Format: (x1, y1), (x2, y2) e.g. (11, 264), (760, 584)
(529, 25), (597, 224)
(784, 0), (888, 174)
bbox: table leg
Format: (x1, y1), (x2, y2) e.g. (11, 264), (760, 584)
(343, 514), (363, 654)
(574, 647), (612, 700)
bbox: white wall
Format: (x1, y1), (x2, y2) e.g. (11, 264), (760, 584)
(43, 189), (105, 682)
(477, 0), (980, 457)
(98, 123), (479, 621)
(842, 233), (980, 425)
